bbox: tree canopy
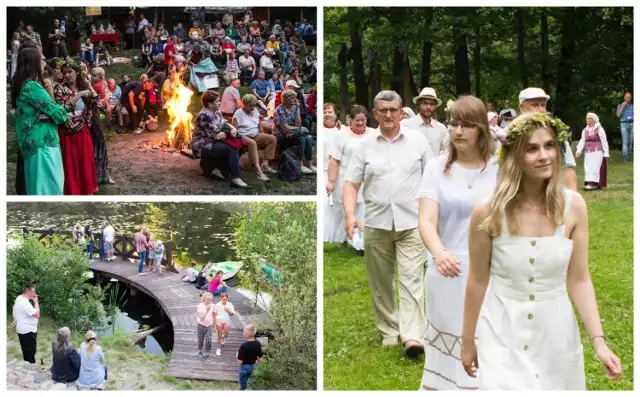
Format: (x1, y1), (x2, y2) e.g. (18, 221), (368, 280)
(324, 7), (633, 139)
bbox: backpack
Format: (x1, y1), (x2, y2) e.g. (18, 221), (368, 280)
(278, 149), (300, 181)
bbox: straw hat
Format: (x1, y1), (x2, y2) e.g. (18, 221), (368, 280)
(413, 87), (442, 106)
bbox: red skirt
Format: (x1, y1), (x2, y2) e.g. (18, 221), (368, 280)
(58, 124), (98, 195)
(598, 158), (607, 188)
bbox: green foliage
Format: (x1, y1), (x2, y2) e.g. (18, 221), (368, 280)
(229, 203), (317, 390)
(325, 7), (633, 139)
(7, 234), (106, 331)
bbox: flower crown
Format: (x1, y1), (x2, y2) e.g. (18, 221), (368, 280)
(62, 57), (83, 73)
(497, 112), (570, 165)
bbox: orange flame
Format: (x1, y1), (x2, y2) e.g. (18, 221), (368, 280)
(165, 82), (194, 147)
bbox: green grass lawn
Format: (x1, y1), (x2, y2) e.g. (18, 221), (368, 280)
(323, 151), (633, 391)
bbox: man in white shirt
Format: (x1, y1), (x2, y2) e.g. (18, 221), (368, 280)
(402, 87), (448, 156)
(259, 49), (276, 80)
(344, 90), (432, 358)
(138, 14), (149, 32)
(12, 285), (40, 363)
(102, 221), (116, 262)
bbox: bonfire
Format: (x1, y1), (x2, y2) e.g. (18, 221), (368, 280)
(165, 81), (194, 150)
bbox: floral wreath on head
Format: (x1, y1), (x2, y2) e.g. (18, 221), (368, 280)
(62, 57), (83, 73)
(497, 112), (570, 165)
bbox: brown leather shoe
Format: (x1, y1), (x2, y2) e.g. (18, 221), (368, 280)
(404, 340), (424, 358)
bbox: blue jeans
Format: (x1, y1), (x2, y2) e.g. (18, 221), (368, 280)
(104, 364), (108, 380)
(277, 133), (313, 162)
(213, 285), (228, 296)
(81, 51), (94, 63)
(621, 122), (634, 161)
(238, 363), (254, 390)
(86, 240), (95, 259)
(138, 251), (146, 273)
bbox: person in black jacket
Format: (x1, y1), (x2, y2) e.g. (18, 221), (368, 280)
(51, 327), (81, 383)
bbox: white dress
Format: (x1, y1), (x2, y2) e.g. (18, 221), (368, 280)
(576, 124), (609, 185)
(11, 40), (20, 78)
(323, 124), (347, 242)
(477, 189), (585, 390)
(328, 127), (375, 244)
(419, 155), (498, 391)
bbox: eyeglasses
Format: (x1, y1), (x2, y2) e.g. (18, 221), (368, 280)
(376, 107), (400, 115)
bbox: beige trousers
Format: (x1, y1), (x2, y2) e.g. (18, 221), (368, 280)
(364, 226), (426, 344)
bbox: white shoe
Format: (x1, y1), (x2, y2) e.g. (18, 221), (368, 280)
(308, 165), (318, 173)
(222, 337), (226, 345)
(216, 348), (221, 356)
(231, 178), (248, 187)
(211, 169), (226, 180)
(137, 272), (146, 276)
(300, 166), (314, 174)
(262, 165), (277, 174)
(133, 129), (143, 135)
(257, 172), (270, 182)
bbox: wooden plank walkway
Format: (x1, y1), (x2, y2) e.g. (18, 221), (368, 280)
(89, 259), (266, 382)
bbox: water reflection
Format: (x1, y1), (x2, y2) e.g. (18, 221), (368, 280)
(7, 202), (247, 264)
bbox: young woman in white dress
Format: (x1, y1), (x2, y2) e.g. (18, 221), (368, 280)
(326, 105), (375, 248)
(323, 102), (347, 242)
(461, 112), (622, 389)
(417, 96), (498, 390)
(576, 112), (609, 191)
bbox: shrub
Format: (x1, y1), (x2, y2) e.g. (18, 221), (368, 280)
(7, 234), (106, 331)
(229, 203), (317, 390)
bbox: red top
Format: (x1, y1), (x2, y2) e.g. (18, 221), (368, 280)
(163, 41), (175, 65)
(306, 90), (317, 115)
(222, 42), (236, 51)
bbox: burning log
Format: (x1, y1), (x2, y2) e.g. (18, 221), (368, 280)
(165, 82), (195, 150)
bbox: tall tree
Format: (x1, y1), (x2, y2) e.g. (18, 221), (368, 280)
(338, 42), (349, 121)
(452, 9), (471, 95)
(516, 8), (528, 87)
(347, 10), (368, 107)
(554, 7), (578, 120)
(540, 8), (550, 93)
(473, 18), (482, 97)
(420, 8), (435, 88)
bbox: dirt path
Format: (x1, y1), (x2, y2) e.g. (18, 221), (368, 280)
(6, 131), (316, 196)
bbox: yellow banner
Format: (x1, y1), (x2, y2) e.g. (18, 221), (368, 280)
(86, 7), (102, 16)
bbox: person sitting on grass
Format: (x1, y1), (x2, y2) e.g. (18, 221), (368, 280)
(250, 71), (270, 113)
(76, 330), (108, 390)
(51, 326), (81, 384)
(106, 79), (124, 133)
(183, 262), (199, 283)
(94, 41), (112, 66)
(237, 324), (263, 390)
(275, 90), (316, 174)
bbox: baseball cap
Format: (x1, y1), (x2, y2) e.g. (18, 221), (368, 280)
(285, 79), (300, 88)
(519, 87), (550, 104)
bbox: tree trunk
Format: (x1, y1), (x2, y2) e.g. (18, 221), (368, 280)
(349, 16), (368, 107)
(554, 8), (577, 121)
(367, 48), (382, 110)
(474, 21), (481, 97)
(541, 8), (550, 93)
(401, 43), (418, 106)
(154, 7), (159, 27)
(391, 45), (404, 96)
(452, 11), (471, 95)
(338, 43), (349, 122)
(516, 8), (528, 87)
(420, 8), (434, 88)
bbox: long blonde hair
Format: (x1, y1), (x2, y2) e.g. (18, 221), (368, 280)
(445, 95), (493, 175)
(480, 112), (565, 236)
(85, 330), (98, 357)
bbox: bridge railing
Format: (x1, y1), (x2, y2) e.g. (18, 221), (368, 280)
(23, 228), (176, 273)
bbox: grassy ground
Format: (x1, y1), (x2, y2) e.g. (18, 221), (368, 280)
(323, 151), (633, 391)
(6, 49), (317, 195)
(6, 316), (236, 390)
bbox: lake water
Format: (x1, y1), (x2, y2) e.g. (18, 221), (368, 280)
(6, 202), (247, 265)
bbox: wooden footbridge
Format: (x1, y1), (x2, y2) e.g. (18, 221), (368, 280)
(28, 229), (270, 382)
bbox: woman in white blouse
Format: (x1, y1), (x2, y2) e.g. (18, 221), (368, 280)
(576, 112), (609, 191)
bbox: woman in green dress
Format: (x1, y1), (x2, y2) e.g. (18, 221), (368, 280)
(11, 47), (69, 195)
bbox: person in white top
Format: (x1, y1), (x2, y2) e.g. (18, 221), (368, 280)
(102, 220), (116, 262)
(417, 95), (498, 390)
(327, 105), (374, 248)
(323, 102), (347, 243)
(461, 112), (622, 389)
(344, 91), (432, 357)
(402, 87), (449, 156)
(12, 284), (40, 363)
(487, 111), (506, 154)
(215, 292), (235, 356)
(259, 49), (276, 77)
(576, 112), (610, 191)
